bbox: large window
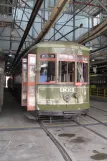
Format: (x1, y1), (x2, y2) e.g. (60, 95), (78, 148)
(58, 61), (75, 82)
(40, 61), (55, 83)
(40, 61), (55, 82)
(40, 54), (56, 83)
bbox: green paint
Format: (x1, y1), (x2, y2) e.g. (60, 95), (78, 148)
(36, 84), (89, 111)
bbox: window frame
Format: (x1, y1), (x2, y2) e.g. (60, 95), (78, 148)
(77, 55), (89, 85)
(39, 53), (56, 84)
(57, 54), (75, 84)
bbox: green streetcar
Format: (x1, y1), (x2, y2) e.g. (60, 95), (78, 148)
(8, 41), (90, 118)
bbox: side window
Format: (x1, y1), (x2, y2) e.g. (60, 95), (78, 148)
(58, 61), (75, 82)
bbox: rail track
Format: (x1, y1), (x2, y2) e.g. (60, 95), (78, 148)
(91, 105), (107, 113)
(73, 119), (107, 141)
(38, 110), (107, 161)
(39, 121), (72, 161)
(17, 110), (107, 161)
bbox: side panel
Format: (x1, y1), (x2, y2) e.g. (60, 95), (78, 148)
(27, 54), (36, 111)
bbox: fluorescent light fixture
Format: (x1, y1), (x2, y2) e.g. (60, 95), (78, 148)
(91, 59), (95, 61)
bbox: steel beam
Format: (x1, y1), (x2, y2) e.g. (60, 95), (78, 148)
(21, 0), (69, 41)
(19, 3), (26, 27)
(49, 0), (93, 40)
(0, 28), (5, 36)
(91, 44), (107, 53)
(77, 20), (107, 44)
(13, 0), (71, 71)
(15, 23), (35, 40)
(95, 0), (107, 12)
(12, 0), (43, 66)
(37, 13), (69, 41)
(56, 27), (79, 41)
(20, 8), (39, 36)
(72, 1), (102, 8)
(0, 38), (32, 43)
(0, 3), (13, 7)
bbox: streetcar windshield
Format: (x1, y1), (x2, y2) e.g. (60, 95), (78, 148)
(58, 61), (75, 82)
(40, 61), (55, 82)
(39, 54), (56, 83)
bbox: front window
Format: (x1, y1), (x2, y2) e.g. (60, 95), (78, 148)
(40, 54), (56, 83)
(59, 61), (75, 82)
(40, 61), (55, 82)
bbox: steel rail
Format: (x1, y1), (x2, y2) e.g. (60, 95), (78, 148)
(73, 120), (107, 140)
(1, 121), (107, 132)
(91, 105), (107, 113)
(39, 121), (72, 161)
(87, 114), (107, 127)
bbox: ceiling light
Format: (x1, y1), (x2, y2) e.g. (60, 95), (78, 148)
(91, 59), (95, 61)
(4, 14), (7, 19)
(90, 47), (93, 51)
(9, 54), (12, 57)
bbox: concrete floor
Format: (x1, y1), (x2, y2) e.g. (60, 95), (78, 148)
(0, 91), (64, 161)
(0, 90), (107, 161)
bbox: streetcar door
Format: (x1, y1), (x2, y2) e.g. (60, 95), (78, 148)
(21, 58), (27, 106)
(27, 54), (36, 111)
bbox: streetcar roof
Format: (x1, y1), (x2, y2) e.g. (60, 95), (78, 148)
(27, 41), (89, 53)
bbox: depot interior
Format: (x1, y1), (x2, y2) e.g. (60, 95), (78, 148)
(0, 0), (106, 105)
(0, 1), (106, 102)
(0, 0), (107, 160)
